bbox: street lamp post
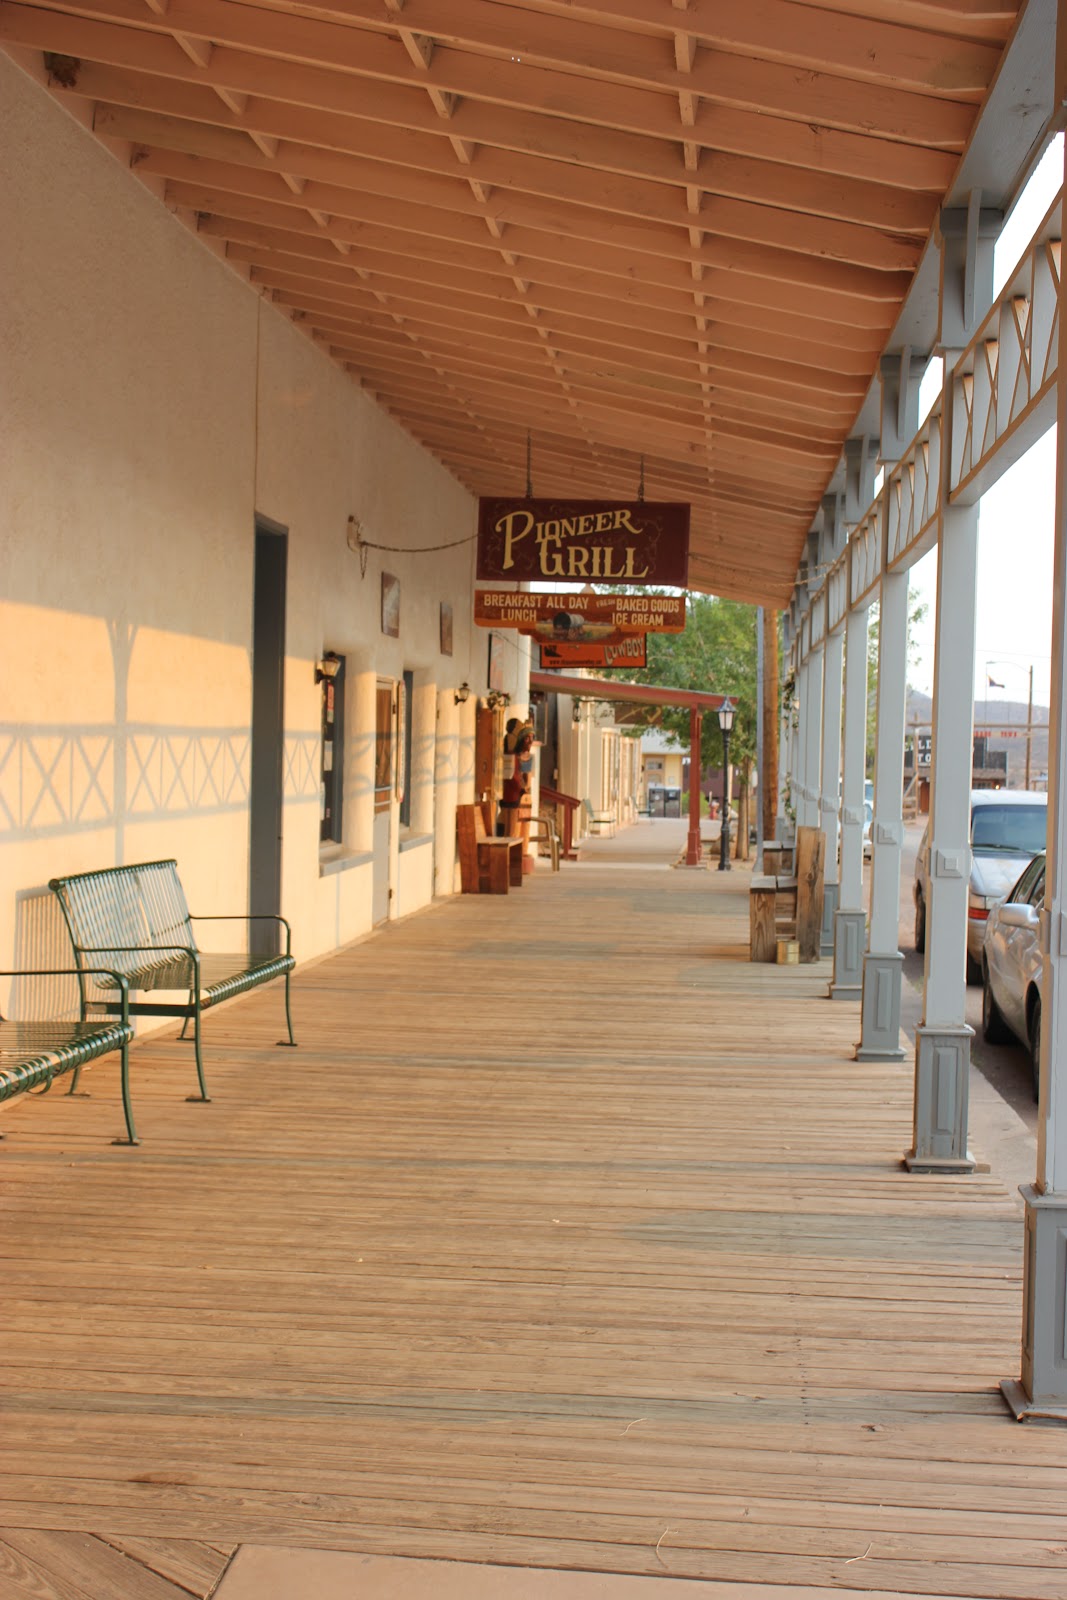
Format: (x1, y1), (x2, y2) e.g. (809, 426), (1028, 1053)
(718, 697), (735, 872)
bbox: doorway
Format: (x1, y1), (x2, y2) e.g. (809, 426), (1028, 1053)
(249, 519), (288, 957)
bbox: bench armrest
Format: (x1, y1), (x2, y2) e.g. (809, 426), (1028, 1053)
(189, 913), (293, 956)
(76, 943), (198, 960)
(0, 968), (131, 1023)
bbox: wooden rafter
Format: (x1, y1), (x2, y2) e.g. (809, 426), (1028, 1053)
(1, 0), (1023, 602)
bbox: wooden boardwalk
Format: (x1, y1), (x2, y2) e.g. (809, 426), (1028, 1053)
(2, 825), (1065, 1598)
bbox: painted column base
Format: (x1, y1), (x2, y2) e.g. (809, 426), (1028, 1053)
(829, 908), (865, 1001)
(819, 880), (839, 959)
(856, 951), (906, 1060)
(1000, 1187), (1067, 1421)
(904, 1024), (975, 1172)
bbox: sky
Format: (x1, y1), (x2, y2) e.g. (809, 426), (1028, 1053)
(906, 136), (1064, 710)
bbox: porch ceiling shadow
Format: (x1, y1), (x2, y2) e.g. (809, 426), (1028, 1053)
(2, 0), (1035, 605)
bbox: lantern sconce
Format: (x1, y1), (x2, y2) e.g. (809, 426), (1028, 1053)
(454, 681), (470, 706)
(314, 651), (342, 684)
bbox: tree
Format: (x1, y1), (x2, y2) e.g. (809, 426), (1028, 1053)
(622, 593), (759, 855)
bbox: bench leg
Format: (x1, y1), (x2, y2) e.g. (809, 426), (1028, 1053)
(184, 1005), (212, 1104)
(66, 1065), (90, 1097)
(487, 851), (509, 893)
(277, 969), (297, 1048)
(113, 1039), (140, 1146)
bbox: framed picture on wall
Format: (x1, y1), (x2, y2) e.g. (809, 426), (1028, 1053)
(439, 601), (453, 656)
(381, 572), (400, 637)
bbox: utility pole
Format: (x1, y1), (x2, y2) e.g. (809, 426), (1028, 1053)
(1026, 663), (1034, 790)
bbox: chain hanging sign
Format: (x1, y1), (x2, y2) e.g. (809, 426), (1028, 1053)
(477, 499), (689, 587)
(475, 590), (685, 645)
(539, 636), (648, 671)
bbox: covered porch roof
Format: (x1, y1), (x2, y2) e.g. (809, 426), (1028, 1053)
(1, 0), (1054, 606)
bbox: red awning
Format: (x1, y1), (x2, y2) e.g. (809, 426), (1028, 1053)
(529, 671), (726, 713)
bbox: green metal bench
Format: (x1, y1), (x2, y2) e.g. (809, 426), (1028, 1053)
(0, 967), (136, 1143)
(49, 860), (296, 1111)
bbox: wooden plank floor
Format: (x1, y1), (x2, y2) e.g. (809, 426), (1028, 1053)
(2, 824), (1065, 1598)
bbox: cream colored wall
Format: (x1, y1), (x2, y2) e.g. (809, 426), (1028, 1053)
(0, 57), (521, 985)
(642, 751), (686, 800)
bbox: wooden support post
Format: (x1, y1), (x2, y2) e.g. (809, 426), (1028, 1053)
(685, 704), (703, 865)
(795, 826), (825, 963)
(762, 608), (779, 848)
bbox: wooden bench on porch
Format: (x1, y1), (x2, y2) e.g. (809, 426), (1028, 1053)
(456, 804), (524, 894)
(749, 828), (824, 963)
(0, 967), (137, 1143)
(49, 860), (296, 1111)
(749, 877), (799, 961)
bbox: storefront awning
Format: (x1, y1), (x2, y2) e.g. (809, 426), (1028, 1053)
(529, 671), (727, 714)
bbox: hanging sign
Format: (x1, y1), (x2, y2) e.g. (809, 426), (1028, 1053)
(477, 499), (689, 587)
(474, 590), (685, 639)
(539, 636), (648, 671)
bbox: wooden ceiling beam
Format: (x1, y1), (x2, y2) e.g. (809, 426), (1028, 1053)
(241, 0), (1002, 99)
(141, 153), (905, 329)
(256, 263), (874, 400)
(307, 319), (867, 418)
(0, 0), (957, 192)
(4, 0), (1017, 601)
(17, 0), (978, 147)
(380, 413), (813, 510)
(198, 214), (888, 356)
(228, 240), (884, 381)
(406, 440), (725, 509)
(375, 386), (839, 476)
(324, 330), (864, 427)
(323, 332), (852, 444)
(68, 64), (940, 251)
(106, 114), (918, 303)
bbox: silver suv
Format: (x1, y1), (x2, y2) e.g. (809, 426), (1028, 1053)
(913, 789), (1047, 983)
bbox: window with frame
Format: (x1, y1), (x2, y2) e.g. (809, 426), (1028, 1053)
(319, 655), (345, 844)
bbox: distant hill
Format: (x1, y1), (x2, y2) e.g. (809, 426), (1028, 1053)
(906, 687), (1048, 787)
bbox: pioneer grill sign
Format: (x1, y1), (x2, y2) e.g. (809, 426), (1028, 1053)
(477, 498), (689, 587)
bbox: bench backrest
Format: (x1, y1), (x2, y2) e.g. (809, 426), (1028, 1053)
(50, 860), (196, 977)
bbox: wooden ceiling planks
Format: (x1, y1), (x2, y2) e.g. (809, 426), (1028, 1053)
(2, 0), (1022, 604)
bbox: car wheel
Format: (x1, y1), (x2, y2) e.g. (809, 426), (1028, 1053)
(1029, 996), (1042, 1104)
(981, 964), (1011, 1044)
(914, 892), (925, 954)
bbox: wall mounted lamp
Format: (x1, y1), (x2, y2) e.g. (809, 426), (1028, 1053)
(315, 651), (342, 684)
(454, 681), (470, 706)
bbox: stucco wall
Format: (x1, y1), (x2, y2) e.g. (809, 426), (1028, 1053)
(0, 57), (526, 985)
